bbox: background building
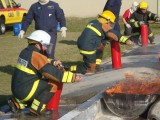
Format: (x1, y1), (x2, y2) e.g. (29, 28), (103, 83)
(16, 0), (159, 17)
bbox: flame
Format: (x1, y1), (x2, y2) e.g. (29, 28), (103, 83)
(106, 72), (160, 96)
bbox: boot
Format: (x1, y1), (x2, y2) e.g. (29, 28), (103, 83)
(8, 96), (26, 113)
(95, 65), (105, 73)
(86, 63), (96, 74)
(150, 40), (156, 44)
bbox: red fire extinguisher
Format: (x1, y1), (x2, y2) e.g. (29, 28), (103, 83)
(111, 41), (122, 69)
(141, 24), (148, 46)
(46, 65), (68, 111)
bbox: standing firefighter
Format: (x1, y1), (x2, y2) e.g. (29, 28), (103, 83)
(8, 30), (81, 116)
(130, 1), (160, 44)
(18, 0), (67, 58)
(70, 10), (132, 74)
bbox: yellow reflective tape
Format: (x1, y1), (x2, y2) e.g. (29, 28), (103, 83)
(134, 22), (139, 27)
(22, 80), (40, 101)
(15, 98), (26, 109)
(62, 72), (73, 83)
(66, 72), (73, 83)
(79, 49), (96, 55)
(31, 104), (38, 111)
(86, 25), (102, 36)
(149, 33), (154, 37)
(120, 36), (128, 43)
(96, 59), (102, 65)
(18, 103), (26, 109)
(130, 19), (135, 22)
(16, 64), (35, 74)
(47, 58), (52, 63)
(62, 72), (67, 82)
(70, 65), (77, 71)
(41, 104), (46, 112)
(33, 99), (40, 106)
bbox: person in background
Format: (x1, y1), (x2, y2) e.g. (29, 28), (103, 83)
(122, 1), (138, 36)
(129, 1), (160, 44)
(18, 0), (67, 59)
(69, 10), (132, 75)
(8, 30), (81, 116)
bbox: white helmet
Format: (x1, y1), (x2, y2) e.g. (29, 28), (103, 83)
(26, 30), (51, 46)
(131, 1), (139, 12)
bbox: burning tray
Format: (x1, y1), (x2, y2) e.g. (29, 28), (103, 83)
(103, 78), (160, 119)
(103, 92), (157, 119)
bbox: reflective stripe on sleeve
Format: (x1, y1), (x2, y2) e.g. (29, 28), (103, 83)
(70, 65), (77, 71)
(62, 71), (73, 83)
(119, 36), (128, 43)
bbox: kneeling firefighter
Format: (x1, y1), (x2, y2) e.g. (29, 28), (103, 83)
(8, 30), (81, 116)
(70, 10), (132, 74)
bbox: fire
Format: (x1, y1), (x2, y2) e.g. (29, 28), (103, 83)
(106, 72), (160, 96)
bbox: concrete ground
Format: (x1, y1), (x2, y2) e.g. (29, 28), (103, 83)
(59, 35), (160, 119)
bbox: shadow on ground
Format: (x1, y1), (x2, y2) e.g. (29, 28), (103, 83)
(0, 95), (11, 107)
(0, 65), (15, 75)
(59, 40), (77, 45)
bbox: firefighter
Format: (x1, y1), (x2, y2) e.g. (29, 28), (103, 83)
(129, 1), (160, 44)
(103, 0), (122, 32)
(69, 10), (132, 74)
(18, 0), (67, 59)
(98, 0), (122, 67)
(8, 30), (81, 116)
(122, 1), (138, 36)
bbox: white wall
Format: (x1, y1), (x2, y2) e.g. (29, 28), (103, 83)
(16, 0), (160, 17)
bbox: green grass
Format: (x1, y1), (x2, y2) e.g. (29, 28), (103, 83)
(0, 17), (160, 106)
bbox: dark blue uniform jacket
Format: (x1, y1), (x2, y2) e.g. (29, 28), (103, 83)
(22, 1), (66, 33)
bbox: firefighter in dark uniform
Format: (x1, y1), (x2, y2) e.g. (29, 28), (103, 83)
(129, 1), (160, 44)
(70, 10), (132, 74)
(95, 0), (122, 67)
(8, 30), (81, 116)
(18, 0), (67, 59)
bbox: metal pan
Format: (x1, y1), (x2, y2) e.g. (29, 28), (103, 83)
(103, 92), (157, 119)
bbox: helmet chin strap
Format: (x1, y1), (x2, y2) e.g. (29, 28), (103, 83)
(39, 0), (49, 5)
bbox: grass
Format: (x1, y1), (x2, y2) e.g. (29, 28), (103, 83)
(0, 17), (160, 106)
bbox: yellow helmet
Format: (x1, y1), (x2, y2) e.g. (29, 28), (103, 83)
(99, 10), (116, 23)
(139, 1), (148, 9)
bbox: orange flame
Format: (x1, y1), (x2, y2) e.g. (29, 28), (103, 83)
(106, 72), (160, 96)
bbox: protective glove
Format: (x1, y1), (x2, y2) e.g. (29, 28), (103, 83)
(53, 60), (62, 67)
(18, 30), (25, 40)
(139, 21), (145, 26)
(126, 23), (131, 28)
(60, 27), (67, 38)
